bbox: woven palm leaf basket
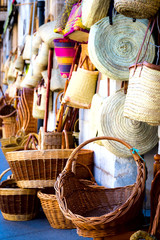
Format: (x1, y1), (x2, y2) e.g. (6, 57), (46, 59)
(55, 136), (146, 239)
(88, 14), (155, 81)
(0, 168), (40, 221)
(114, 0), (160, 19)
(98, 90), (158, 158)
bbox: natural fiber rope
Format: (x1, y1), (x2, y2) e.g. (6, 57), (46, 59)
(98, 90), (158, 157)
(88, 15), (155, 81)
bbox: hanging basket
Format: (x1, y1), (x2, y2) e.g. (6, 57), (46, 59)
(98, 90), (158, 157)
(124, 62), (160, 125)
(55, 136), (146, 238)
(53, 38), (76, 78)
(0, 168), (40, 221)
(88, 15), (155, 81)
(114, 0), (160, 19)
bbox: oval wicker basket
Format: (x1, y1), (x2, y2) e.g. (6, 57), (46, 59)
(0, 168), (40, 221)
(55, 136), (146, 238)
(114, 0), (160, 19)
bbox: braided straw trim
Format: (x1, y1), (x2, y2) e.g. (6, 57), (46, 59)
(124, 63), (160, 125)
(88, 15), (155, 81)
(114, 0), (160, 19)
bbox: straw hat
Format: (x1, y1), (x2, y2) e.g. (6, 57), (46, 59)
(88, 15), (155, 81)
(98, 90), (158, 157)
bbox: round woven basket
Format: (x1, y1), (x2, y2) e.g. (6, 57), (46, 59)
(88, 15), (155, 81)
(124, 62), (160, 125)
(114, 0), (160, 19)
(98, 90), (158, 157)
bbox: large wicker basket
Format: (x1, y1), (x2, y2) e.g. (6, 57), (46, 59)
(55, 136), (146, 239)
(0, 168), (40, 221)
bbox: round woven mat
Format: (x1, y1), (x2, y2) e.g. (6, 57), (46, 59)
(98, 90), (158, 157)
(88, 15), (155, 81)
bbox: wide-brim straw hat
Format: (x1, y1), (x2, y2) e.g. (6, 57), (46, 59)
(98, 90), (158, 157)
(88, 15), (155, 81)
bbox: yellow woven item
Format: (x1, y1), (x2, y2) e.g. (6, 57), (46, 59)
(63, 67), (99, 109)
(88, 15), (155, 81)
(124, 62), (160, 125)
(114, 0), (160, 19)
(98, 90), (158, 157)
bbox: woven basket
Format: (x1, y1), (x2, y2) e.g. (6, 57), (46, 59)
(55, 136), (146, 238)
(15, 73), (25, 89)
(0, 168), (40, 221)
(82, 0), (111, 28)
(15, 56), (25, 72)
(36, 42), (49, 67)
(37, 188), (75, 229)
(98, 90), (158, 157)
(124, 62), (160, 125)
(22, 35), (32, 60)
(88, 15), (155, 81)
(114, 0), (160, 19)
(32, 88), (45, 119)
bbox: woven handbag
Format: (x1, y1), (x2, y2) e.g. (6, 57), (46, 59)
(15, 55), (25, 72)
(0, 168), (40, 221)
(114, 0), (160, 19)
(7, 56), (18, 83)
(98, 90), (158, 158)
(32, 88), (45, 119)
(88, 15), (155, 81)
(63, 55), (99, 109)
(63, 2), (89, 43)
(36, 42), (49, 67)
(55, 136), (146, 238)
(82, 0), (111, 28)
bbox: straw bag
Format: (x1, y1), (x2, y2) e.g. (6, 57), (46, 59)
(7, 56), (18, 83)
(63, 55), (99, 109)
(55, 136), (146, 238)
(88, 15), (155, 81)
(82, 0), (111, 28)
(15, 55), (25, 72)
(38, 188), (75, 229)
(22, 35), (32, 60)
(0, 168), (40, 221)
(114, 0), (160, 19)
(32, 88), (45, 119)
(38, 21), (64, 48)
(54, 38), (76, 78)
(98, 90), (158, 158)
(36, 42), (49, 67)
(63, 2), (89, 43)
(15, 73), (25, 89)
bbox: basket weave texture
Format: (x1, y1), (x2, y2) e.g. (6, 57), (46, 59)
(38, 188), (75, 229)
(124, 62), (160, 125)
(55, 136), (146, 238)
(114, 0), (160, 19)
(88, 15), (155, 81)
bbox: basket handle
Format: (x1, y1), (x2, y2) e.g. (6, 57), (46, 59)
(64, 136), (142, 171)
(0, 168), (12, 181)
(24, 133), (38, 150)
(61, 129), (69, 149)
(72, 162), (96, 182)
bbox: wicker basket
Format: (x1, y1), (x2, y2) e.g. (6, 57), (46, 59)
(114, 0), (160, 19)
(0, 168), (40, 221)
(55, 136), (146, 238)
(38, 188), (75, 229)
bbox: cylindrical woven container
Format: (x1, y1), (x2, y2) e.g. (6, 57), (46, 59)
(88, 15), (155, 81)
(53, 38), (76, 78)
(0, 169), (40, 221)
(82, 0), (111, 28)
(5, 148), (94, 188)
(63, 68), (98, 109)
(114, 0), (160, 19)
(38, 188), (75, 229)
(98, 90), (158, 157)
(124, 62), (160, 125)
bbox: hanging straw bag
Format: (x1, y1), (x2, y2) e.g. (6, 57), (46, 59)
(32, 88), (45, 119)
(63, 55), (99, 109)
(36, 42), (49, 67)
(0, 168), (40, 221)
(82, 0), (111, 28)
(7, 56), (18, 83)
(63, 2), (89, 43)
(88, 15), (155, 81)
(98, 90), (158, 158)
(15, 55), (25, 72)
(114, 0), (160, 19)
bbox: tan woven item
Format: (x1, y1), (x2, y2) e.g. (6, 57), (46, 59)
(0, 168), (40, 221)
(55, 136), (146, 238)
(36, 42), (49, 67)
(82, 0), (111, 28)
(32, 88), (45, 119)
(98, 90), (158, 157)
(15, 56), (25, 72)
(88, 15), (155, 81)
(22, 35), (32, 60)
(38, 188), (75, 229)
(114, 0), (160, 19)
(124, 62), (160, 125)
